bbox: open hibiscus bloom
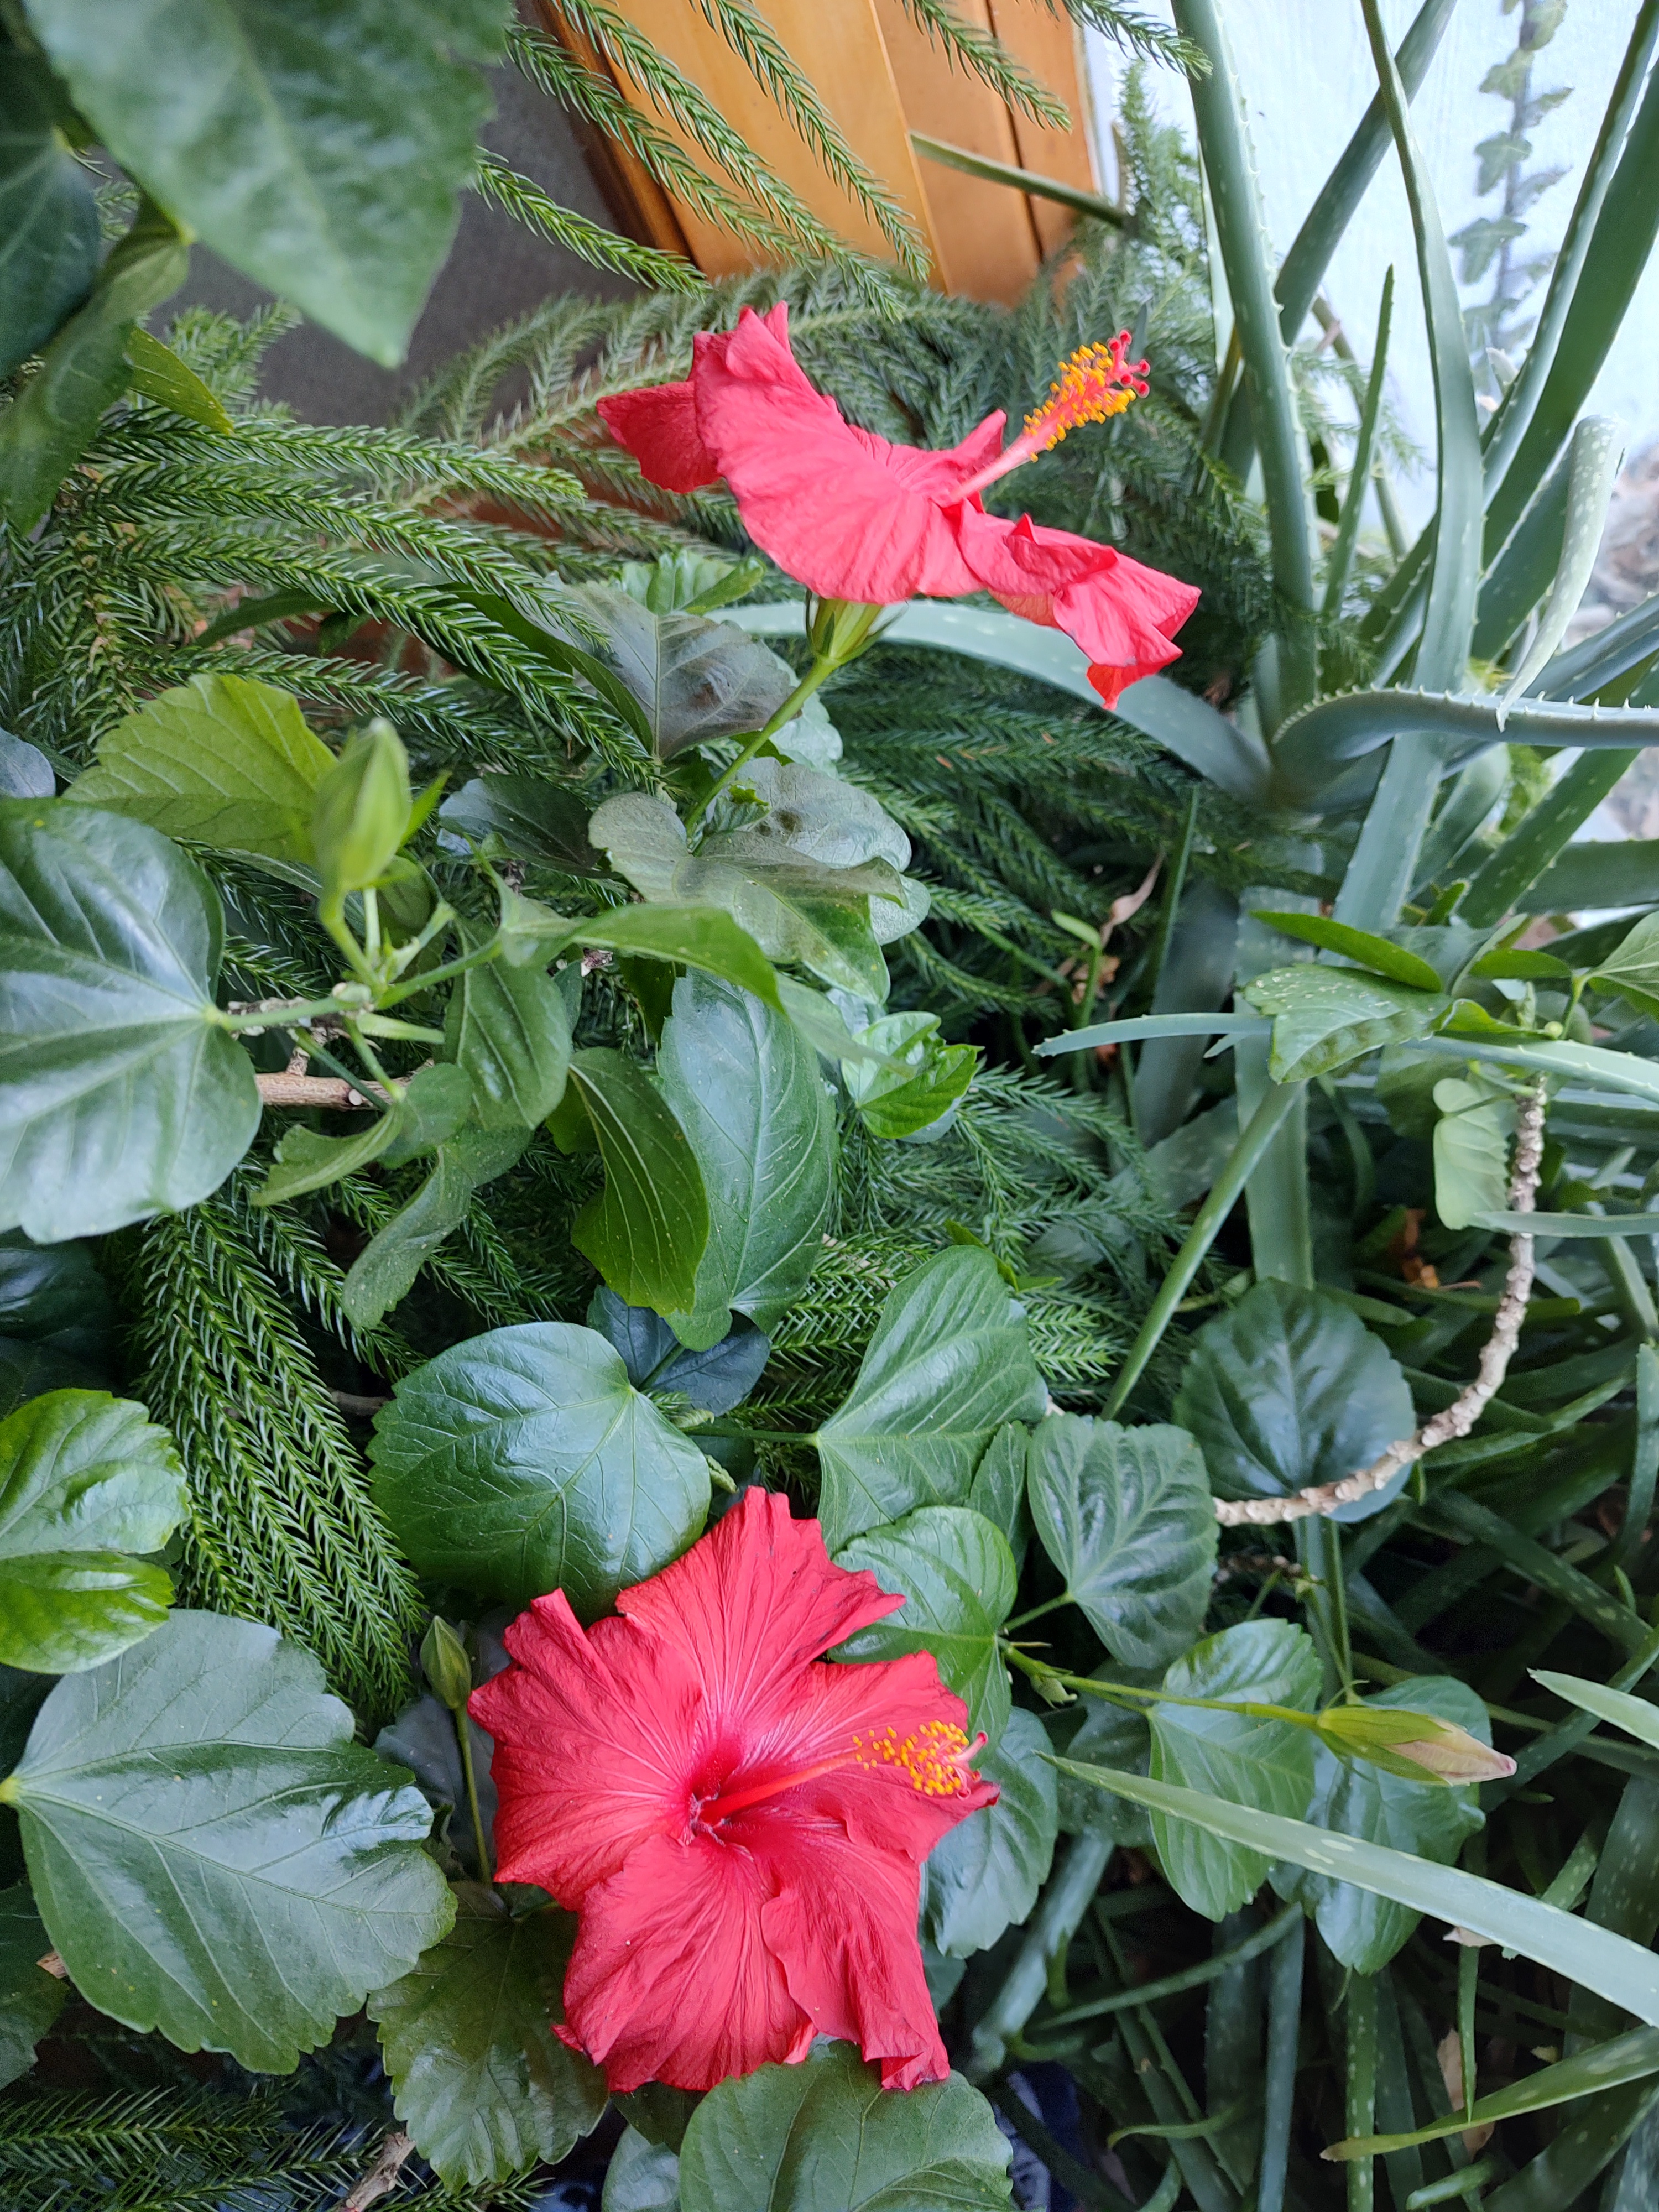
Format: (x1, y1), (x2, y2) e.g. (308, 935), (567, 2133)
(469, 1486), (994, 2093)
(598, 302), (1200, 705)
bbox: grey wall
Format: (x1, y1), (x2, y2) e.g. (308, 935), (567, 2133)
(166, 57), (638, 426)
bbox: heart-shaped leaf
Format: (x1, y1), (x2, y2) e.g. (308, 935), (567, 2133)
(833, 1505), (1017, 1746)
(560, 585), (796, 758)
(370, 1885), (606, 2189)
(369, 1323), (711, 1617)
(657, 973), (833, 1349)
(0, 1390), (186, 1673)
(920, 1707), (1058, 1958)
(1173, 1280), (1416, 1525)
(679, 2039), (1010, 2212)
(815, 1246), (1046, 1554)
(1147, 1620), (1322, 1919)
(1271, 1677), (1490, 1973)
(1026, 1416), (1217, 1669)
(0, 802), (259, 1239)
(68, 675), (335, 863)
(2, 1610), (454, 2070)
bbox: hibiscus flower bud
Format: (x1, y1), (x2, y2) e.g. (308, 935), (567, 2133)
(1316, 1701), (1515, 1783)
(420, 1615), (473, 1713)
(312, 718), (411, 901)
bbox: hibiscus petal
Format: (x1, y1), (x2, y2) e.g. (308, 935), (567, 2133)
(616, 1488), (904, 1733)
(560, 1829), (813, 2091)
(468, 1589), (703, 1902)
(597, 379), (719, 494)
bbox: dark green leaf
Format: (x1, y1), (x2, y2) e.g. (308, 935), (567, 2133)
(966, 1422), (1029, 1572)
(0, 1390), (186, 1673)
(561, 585), (795, 758)
(587, 1290), (770, 1415)
(377, 1063), (474, 1169)
(569, 906), (784, 1013)
(604, 2125), (682, 2212)
(445, 953), (571, 1131)
(342, 1147), (476, 1331)
(22, 0), (511, 366)
(678, 2039), (1011, 2212)
(657, 973), (833, 1350)
(3, 1610), (453, 2069)
(1241, 964), (1447, 1082)
(370, 1886), (606, 2189)
(0, 1342), (94, 1424)
(124, 326), (234, 432)
(1147, 1620), (1322, 1918)
(1271, 1677), (1490, 1973)
(1251, 912), (1444, 991)
(438, 773), (597, 875)
(68, 674), (333, 862)
(0, 801), (259, 1239)
(0, 50), (98, 380)
(815, 1246), (1046, 1554)
(0, 1883), (64, 2090)
(0, 1230), (113, 1366)
(834, 1505), (1017, 1745)
(1174, 1280), (1416, 1525)
(1025, 1415), (1217, 1669)
(369, 1322), (711, 1617)
(568, 1049), (709, 1318)
(1053, 1694), (1152, 1846)
(921, 1708), (1058, 1957)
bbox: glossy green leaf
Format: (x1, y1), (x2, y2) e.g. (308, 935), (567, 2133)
(842, 1011), (978, 1139)
(370, 1886), (606, 2189)
(921, 1708), (1058, 1957)
(0, 1882), (64, 2090)
(561, 585), (794, 759)
(657, 973), (833, 1350)
(254, 1109), (403, 1207)
(834, 1505), (1017, 1745)
(21, 0), (510, 367)
(567, 1049), (709, 1318)
(0, 731), (54, 801)
(1590, 913), (1659, 1021)
(0, 50), (98, 380)
(438, 773), (597, 875)
(0, 1343), (90, 1425)
(1175, 1280), (1416, 1525)
(0, 1230), (114, 1367)
(1532, 1670), (1659, 1754)
(1026, 1416), (1216, 1668)
(1242, 964), (1446, 1082)
(967, 1422), (1030, 1572)
(604, 2125), (683, 2212)
(1252, 912), (1443, 992)
(124, 326), (235, 433)
(0, 801), (259, 1240)
(588, 1290), (770, 1414)
(341, 1129), (530, 1331)
(814, 1245), (1047, 1554)
(1432, 1072), (1515, 1229)
(68, 675), (332, 862)
(565, 906), (784, 1014)
(1271, 1678), (1490, 1973)
(679, 2038), (1011, 2212)
(0, 1390), (186, 1673)
(3, 1610), (454, 2070)
(1053, 1758), (1659, 2024)
(376, 1063), (475, 1170)
(445, 953), (571, 1131)
(1147, 1621), (1322, 1918)
(369, 1322), (711, 1618)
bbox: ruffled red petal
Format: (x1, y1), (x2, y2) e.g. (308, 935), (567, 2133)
(596, 381), (719, 495)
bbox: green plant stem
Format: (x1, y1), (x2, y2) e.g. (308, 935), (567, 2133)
(1259, 1909), (1305, 2212)
(1042, 1901), (1301, 2027)
(455, 1707), (492, 1883)
(1347, 1971), (1379, 2212)
(1005, 1593), (1074, 1632)
(690, 655), (839, 827)
(1322, 266), (1395, 623)
(968, 1834), (1114, 2080)
(1144, 786), (1201, 1014)
(216, 995), (357, 1032)
(1324, 1518), (1356, 1693)
(373, 935), (502, 1009)
(1104, 1084), (1301, 1416)
(1002, 1644), (1323, 1734)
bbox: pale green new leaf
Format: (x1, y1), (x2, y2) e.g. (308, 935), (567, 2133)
(1432, 1073), (1515, 1229)
(125, 327), (236, 432)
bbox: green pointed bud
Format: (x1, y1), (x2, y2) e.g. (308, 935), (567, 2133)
(1316, 1701), (1515, 1784)
(311, 719), (412, 901)
(420, 1615), (473, 1712)
(807, 597), (884, 666)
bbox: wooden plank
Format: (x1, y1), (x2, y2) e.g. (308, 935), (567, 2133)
(988, 0), (1100, 255)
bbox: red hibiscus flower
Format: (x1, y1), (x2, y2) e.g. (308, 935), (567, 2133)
(598, 302), (1200, 705)
(469, 1486), (995, 2094)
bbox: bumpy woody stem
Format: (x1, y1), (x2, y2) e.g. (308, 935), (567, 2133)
(1214, 1080), (1547, 1527)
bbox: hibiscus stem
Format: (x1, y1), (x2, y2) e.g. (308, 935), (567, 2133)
(687, 654), (841, 828)
(455, 1709), (493, 1882)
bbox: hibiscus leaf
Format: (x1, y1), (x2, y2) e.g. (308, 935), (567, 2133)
(437, 772), (599, 875)
(0, 1610), (454, 2070)
(66, 674), (336, 863)
(966, 1422), (1030, 1572)
(1432, 1072), (1515, 1229)
(921, 1708), (1057, 1959)
(1025, 1415), (1217, 1669)
(444, 951), (571, 1130)
(560, 585), (796, 759)
(0, 802), (260, 1240)
(0, 1882), (65, 2090)
(1240, 964), (1448, 1082)
(814, 1245), (1047, 1554)
(679, 2039), (1011, 2212)
(368, 1322), (711, 1618)
(587, 1289), (771, 1415)
(342, 1129), (531, 1332)
(369, 1885), (606, 2189)
(604, 2124), (684, 2212)
(0, 1229), (114, 1369)
(1173, 1280), (1417, 1526)
(1147, 1620), (1323, 1919)
(1271, 1678), (1490, 1974)
(833, 1505), (1017, 1745)
(656, 973), (834, 1350)
(0, 50), (99, 380)
(565, 1049), (710, 1318)
(0, 1390), (187, 1673)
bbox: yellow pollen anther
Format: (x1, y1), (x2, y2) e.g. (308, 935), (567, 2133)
(1021, 334), (1149, 454)
(853, 1719), (980, 1797)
